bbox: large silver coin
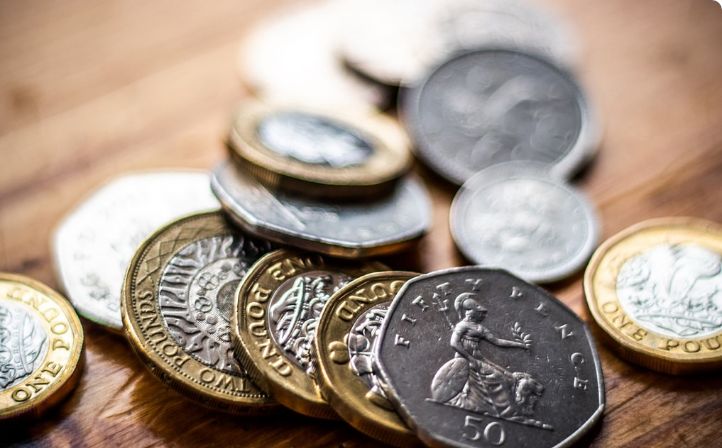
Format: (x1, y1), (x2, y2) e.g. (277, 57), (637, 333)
(210, 161), (431, 258)
(403, 49), (599, 185)
(450, 162), (599, 283)
(375, 267), (605, 448)
(338, 0), (578, 87)
(53, 171), (220, 331)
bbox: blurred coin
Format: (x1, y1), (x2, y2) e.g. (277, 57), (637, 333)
(584, 217), (722, 374)
(338, 0), (578, 87)
(314, 271), (418, 446)
(0, 273), (84, 420)
(210, 161), (431, 258)
(53, 171), (219, 332)
(402, 49), (599, 185)
(375, 267), (605, 448)
(121, 211), (278, 412)
(228, 101), (411, 199)
(450, 162), (599, 283)
(239, 0), (389, 112)
(232, 249), (384, 418)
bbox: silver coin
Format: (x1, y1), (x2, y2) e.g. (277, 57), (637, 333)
(210, 161), (431, 258)
(52, 171), (220, 331)
(450, 162), (599, 283)
(403, 49), (599, 185)
(375, 267), (605, 448)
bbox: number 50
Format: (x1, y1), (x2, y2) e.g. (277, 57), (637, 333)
(462, 415), (505, 446)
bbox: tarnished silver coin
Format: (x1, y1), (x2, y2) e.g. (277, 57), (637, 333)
(402, 49), (599, 185)
(375, 267), (605, 448)
(210, 161), (431, 258)
(53, 171), (220, 331)
(450, 162), (599, 283)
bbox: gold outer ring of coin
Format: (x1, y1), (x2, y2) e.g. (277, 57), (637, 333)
(314, 271), (419, 446)
(232, 249), (386, 419)
(227, 100), (412, 199)
(0, 273), (84, 420)
(121, 211), (279, 413)
(584, 217), (722, 374)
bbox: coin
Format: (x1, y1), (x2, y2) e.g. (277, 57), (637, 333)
(227, 101), (411, 199)
(53, 170), (220, 332)
(584, 217), (722, 374)
(121, 211), (277, 412)
(402, 48), (599, 185)
(450, 162), (600, 283)
(315, 271), (418, 446)
(210, 161), (431, 258)
(0, 273), (84, 420)
(376, 267), (604, 448)
(232, 249), (385, 419)
(238, 0), (389, 112)
(337, 0), (578, 87)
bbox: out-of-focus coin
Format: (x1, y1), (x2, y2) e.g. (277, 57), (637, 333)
(210, 161), (431, 258)
(228, 101), (411, 199)
(121, 211), (277, 412)
(376, 267), (605, 448)
(584, 217), (722, 374)
(0, 273), (84, 420)
(402, 49), (599, 185)
(239, 0), (389, 112)
(53, 171), (219, 332)
(338, 0), (577, 87)
(315, 271), (418, 446)
(450, 162), (599, 283)
(232, 249), (385, 418)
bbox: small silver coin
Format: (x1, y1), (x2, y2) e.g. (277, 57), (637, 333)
(450, 162), (600, 283)
(402, 49), (599, 185)
(375, 267), (605, 448)
(210, 161), (431, 258)
(53, 170), (220, 331)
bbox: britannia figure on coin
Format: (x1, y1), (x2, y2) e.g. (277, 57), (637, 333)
(430, 292), (551, 429)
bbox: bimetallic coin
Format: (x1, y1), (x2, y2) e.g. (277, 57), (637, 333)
(450, 162), (599, 283)
(376, 267), (604, 448)
(211, 161), (431, 258)
(315, 271), (418, 446)
(402, 49), (599, 185)
(585, 217), (722, 374)
(121, 211), (277, 412)
(53, 170), (220, 332)
(232, 249), (385, 418)
(228, 101), (411, 199)
(0, 273), (84, 420)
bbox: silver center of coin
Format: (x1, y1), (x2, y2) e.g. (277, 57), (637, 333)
(617, 243), (722, 339)
(257, 112), (374, 168)
(0, 302), (48, 390)
(268, 271), (352, 375)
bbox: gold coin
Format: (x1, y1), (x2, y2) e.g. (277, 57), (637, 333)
(315, 271), (418, 446)
(121, 211), (279, 412)
(227, 100), (411, 199)
(0, 273), (84, 420)
(232, 249), (385, 418)
(584, 217), (722, 374)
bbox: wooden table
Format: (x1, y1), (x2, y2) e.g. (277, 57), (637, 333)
(2, 0), (721, 446)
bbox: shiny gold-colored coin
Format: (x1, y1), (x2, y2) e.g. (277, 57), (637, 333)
(0, 273), (84, 420)
(315, 271), (418, 446)
(584, 217), (722, 374)
(121, 211), (279, 412)
(232, 249), (386, 418)
(227, 100), (411, 199)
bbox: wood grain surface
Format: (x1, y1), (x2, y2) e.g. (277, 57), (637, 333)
(1, 0), (721, 446)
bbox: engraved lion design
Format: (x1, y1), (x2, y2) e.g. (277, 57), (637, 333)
(0, 303), (47, 390)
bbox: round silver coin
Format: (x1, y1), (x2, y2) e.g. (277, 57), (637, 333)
(450, 162), (600, 283)
(53, 170), (220, 331)
(402, 49), (599, 185)
(210, 161), (431, 258)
